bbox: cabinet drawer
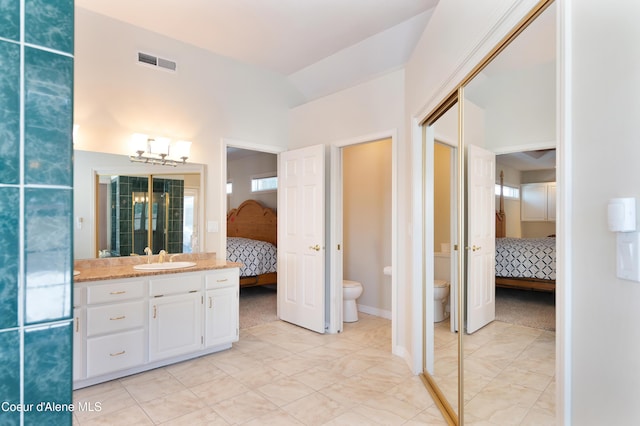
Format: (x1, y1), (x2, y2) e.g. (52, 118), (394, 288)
(86, 301), (145, 337)
(205, 269), (239, 290)
(150, 273), (201, 296)
(86, 329), (144, 378)
(87, 280), (145, 304)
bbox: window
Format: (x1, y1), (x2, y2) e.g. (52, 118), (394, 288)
(495, 183), (519, 199)
(183, 190), (197, 253)
(251, 173), (277, 193)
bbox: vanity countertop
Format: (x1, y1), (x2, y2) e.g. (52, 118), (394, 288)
(73, 252), (241, 283)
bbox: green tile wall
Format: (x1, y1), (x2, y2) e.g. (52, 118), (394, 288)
(0, 1), (74, 425)
(110, 176), (184, 256)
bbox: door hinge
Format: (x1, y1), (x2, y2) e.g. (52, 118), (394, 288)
(201, 295), (204, 304)
(337, 244), (341, 250)
(201, 336), (204, 344)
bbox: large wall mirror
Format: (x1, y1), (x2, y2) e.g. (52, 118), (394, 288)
(95, 172), (200, 257)
(74, 150), (205, 259)
(421, 1), (556, 424)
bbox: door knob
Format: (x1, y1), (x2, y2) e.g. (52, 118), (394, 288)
(309, 244), (320, 251)
(465, 245), (482, 251)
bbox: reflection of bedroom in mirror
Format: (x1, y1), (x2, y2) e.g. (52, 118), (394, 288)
(226, 146), (279, 329)
(461, 1), (557, 423)
(495, 149), (556, 323)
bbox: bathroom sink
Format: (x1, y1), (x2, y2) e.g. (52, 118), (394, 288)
(133, 261), (197, 271)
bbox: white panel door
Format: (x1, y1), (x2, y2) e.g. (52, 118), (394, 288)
(278, 144), (325, 333)
(205, 287), (238, 347)
(466, 144), (496, 334)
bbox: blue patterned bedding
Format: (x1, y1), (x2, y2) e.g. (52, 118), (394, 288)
(495, 237), (556, 280)
(227, 237), (277, 277)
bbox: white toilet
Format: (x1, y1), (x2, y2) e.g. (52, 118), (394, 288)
(434, 252), (451, 322)
(343, 280), (363, 322)
(434, 279), (450, 322)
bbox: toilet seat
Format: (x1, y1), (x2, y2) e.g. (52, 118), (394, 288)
(343, 280), (361, 288)
(434, 279), (449, 288)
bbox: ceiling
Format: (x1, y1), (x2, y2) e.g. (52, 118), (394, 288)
(497, 149), (556, 171)
(75, 0), (439, 76)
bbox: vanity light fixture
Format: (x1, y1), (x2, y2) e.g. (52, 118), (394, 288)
(129, 133), (191, 167)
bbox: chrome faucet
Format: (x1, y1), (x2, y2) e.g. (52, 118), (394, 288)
(158, 250), (167, 263)
(144, 247), (152, 264)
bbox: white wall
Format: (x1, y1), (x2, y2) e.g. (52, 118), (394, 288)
(289, 70), (405, 148)
(485, 62), (556, 150)
(74, 8), (303, 256)
(343, 140), (392, 317)
(570, 1), (640, 423)
(227, 151), (278, 211)
(434, 143), (451, 251)
(467, 61), (556, 151)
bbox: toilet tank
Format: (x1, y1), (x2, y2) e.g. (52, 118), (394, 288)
(434, 252), (451, 281)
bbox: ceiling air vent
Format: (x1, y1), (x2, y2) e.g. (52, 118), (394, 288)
(137, 52), (177, 72)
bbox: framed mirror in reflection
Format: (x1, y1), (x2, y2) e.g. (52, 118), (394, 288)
(73, 150), (205, 259)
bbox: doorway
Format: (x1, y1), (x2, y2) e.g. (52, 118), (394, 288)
(342, 139), (392, 320)
(494, 149), (556, 331)
(225, 145), (279, 329)
(330, 132), (398, 350)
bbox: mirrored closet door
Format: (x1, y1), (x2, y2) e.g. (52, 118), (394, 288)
(419, 1), (557, 424)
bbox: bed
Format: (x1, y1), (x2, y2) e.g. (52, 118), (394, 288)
(226, 199), (278, 288)
(495, 171), (556, 292)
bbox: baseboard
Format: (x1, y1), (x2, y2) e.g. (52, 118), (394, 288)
(357, 304), (392, 320)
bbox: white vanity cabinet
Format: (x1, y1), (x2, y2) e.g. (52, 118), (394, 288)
(205, 270), (239, 347)
(148, 273), (203, 361)
(73, 266), (239, 390)
(84, 279), (146, 378)
(521, 182), (556, 221)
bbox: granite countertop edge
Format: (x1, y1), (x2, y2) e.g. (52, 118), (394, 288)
(73, 253), (241, 283)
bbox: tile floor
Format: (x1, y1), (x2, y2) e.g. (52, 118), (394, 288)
(72, 314), (447, 425)
(432, 319), (556, 425)
(72, 314), (555, 425)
